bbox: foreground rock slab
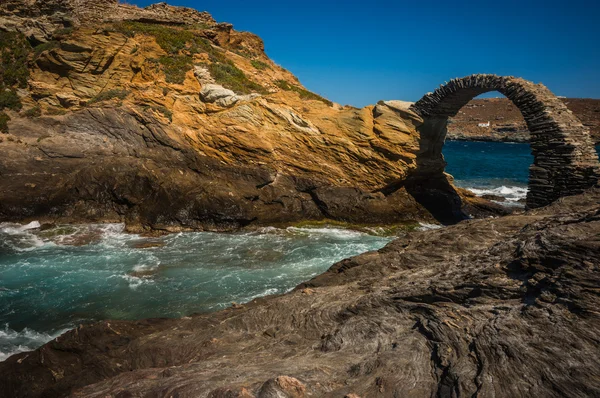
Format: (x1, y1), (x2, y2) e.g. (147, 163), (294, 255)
(1, 188), (599, 397)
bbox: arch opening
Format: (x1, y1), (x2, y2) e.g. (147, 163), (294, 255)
(410, 74), (600, 209)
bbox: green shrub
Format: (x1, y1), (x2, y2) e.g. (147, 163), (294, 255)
(0, 89), (22, 111)
(0, 31), (31, 89)
(33, 41), (59, 58)
(88, 89), (130, 104)
(52, 27), (74, 39)
(251, 60), (270, 70)
(23, 105), (42, 118)
(111, 22), (215, 57)
(110, 22), (229, 83)
(45, 107), (67, 116)
(208, 62), (266, 95)
(153, 105), (173, 121)
(158, 55), (193, 84)
(275, 80), (332, 106)
(0, 112), (10, 133)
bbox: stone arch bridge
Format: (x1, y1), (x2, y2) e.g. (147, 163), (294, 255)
(410, 74), (600, 209)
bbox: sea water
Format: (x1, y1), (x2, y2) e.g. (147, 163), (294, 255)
(443, 140), (531, 204)
(0, 223), (391, 361)
(443, 141), (600, 205)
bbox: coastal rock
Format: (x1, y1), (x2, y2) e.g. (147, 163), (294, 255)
(1, 188), (599, 397)
(0, 0), (503, 230)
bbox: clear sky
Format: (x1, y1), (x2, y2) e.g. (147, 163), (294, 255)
(131, 0), (600, 107)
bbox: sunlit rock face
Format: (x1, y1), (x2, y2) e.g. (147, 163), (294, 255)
(0, 0), (503, 230)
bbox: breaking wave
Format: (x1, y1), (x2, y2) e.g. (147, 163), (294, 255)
(0, 325), (69, 362)
(467, 185), (528, 204)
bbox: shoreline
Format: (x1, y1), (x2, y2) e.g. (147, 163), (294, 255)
(445, 135), (529, 143)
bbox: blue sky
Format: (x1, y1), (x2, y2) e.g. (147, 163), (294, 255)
(131, 0), (600, 107)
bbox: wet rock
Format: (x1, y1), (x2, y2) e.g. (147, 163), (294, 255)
(481, 193), (506, 202)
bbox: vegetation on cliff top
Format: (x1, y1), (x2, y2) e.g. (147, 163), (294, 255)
(207, 62), (268, 94)
(0, 17), (331, 125)
(111, 21), (266, 93)
(275, 79), (332, 106)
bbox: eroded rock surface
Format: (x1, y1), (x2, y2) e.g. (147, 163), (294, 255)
(1, 188), (599, 397)
(0, 1), (498, 230)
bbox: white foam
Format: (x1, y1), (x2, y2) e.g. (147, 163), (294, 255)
(245, 287), (280, 302)
(19, 221), (41, 231)
(467, 185), (528, 202)
(286, 227), (364, 238)
(417, 223), (443, 231)
(0, 221), (40, 234)
(119, 274), (155, 290)
(0, 221), (48, 251)
(0, 325), (69, 362)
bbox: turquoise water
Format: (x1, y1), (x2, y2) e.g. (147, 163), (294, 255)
(0, 223), (391, 361)
(443, 141), (600, 203)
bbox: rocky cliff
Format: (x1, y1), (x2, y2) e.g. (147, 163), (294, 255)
(448, 97), (600, 143)
(0, 0), (500, 231)
(1, 187), (598, 397)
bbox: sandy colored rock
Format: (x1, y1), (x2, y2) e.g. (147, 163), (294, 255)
(0, 0), (501, 230)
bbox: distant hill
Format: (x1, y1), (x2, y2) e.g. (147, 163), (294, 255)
(448, 97), (600, 144)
